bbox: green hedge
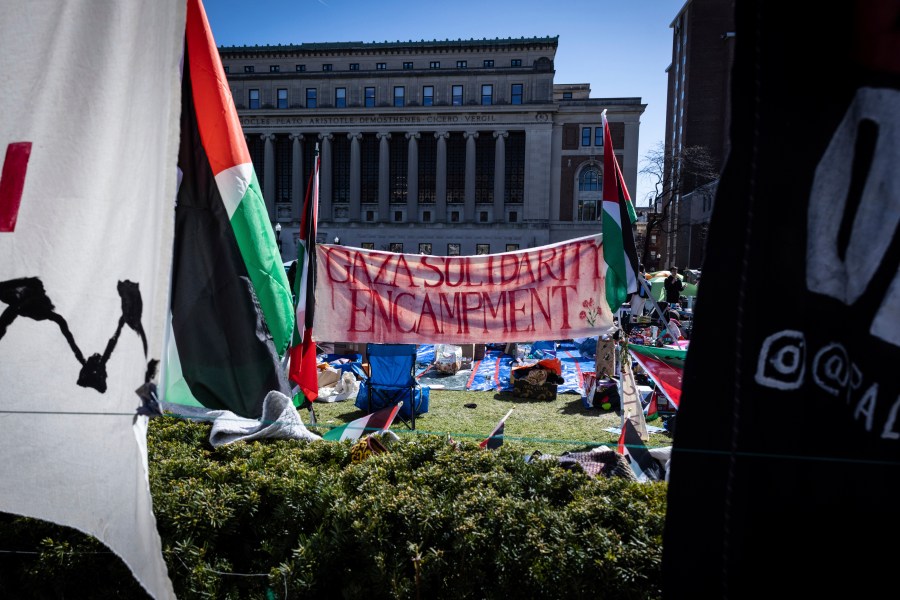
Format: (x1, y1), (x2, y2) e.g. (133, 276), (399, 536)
(0, 416), (667, 599)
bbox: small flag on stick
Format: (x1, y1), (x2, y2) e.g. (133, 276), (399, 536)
(322, 403), (401, 442)
(288, 150), (320, 405)
(617, 419), (663, 481)
(644, 390), (660, 421)
(480, 409), (513, 450)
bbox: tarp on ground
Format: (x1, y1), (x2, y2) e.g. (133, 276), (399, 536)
(415, 341), (594, 396)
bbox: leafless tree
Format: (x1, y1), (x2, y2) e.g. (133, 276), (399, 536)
(637, 142), (719, 268)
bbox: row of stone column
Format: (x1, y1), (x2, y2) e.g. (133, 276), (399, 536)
(259, 130), (511, 224)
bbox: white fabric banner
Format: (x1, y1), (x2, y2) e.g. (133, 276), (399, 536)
(314, 234), (615, 345)
(0, 2), (184, 598)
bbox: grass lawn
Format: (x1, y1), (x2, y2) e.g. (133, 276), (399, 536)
(307, 387), (674, 455)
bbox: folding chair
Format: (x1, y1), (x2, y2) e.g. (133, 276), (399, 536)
(363, 343), (419, 430)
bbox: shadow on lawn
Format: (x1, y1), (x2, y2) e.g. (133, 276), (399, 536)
(557, 397), (615, 416)
(319, 406), (365, 423)
(491, 391), (554, 404)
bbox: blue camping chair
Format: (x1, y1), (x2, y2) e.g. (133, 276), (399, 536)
(356, 343), (427, 430)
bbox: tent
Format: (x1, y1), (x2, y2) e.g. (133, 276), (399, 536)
(646, 272), (698, 301)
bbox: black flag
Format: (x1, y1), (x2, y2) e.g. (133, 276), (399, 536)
(662, 2), (900, 599)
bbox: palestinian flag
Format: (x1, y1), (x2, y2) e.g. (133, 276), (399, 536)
(601, 110), (640, 313)
(617, 419), (662, 481)
(288, 153), (319, 404)
(323, 403), (401, 442)
(480, 408), (513, 450)
(644, 390), (660, 421)
(165, 0), (294, 418)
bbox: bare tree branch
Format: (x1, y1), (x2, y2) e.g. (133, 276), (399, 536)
(636, 142), (718, 267)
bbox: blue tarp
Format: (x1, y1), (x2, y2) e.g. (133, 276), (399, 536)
(410, 340), (595, 396)
(320, 353), (367, 380)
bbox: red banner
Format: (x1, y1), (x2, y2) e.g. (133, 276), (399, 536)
(313, 234), (614, 344)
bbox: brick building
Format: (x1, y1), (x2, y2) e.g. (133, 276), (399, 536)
(218, 37), (645, 258)
(663, 0), (735, 269)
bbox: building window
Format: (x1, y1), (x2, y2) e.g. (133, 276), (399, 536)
(403, 61), (413, 69)
(581, 127), (592, 146)
(595, 127), (603, 146)
(332, 135), (350, 204)
(423, 86), (434, 106)
(578, 199), (598, 221)
(447, 135), (465, 204)
(322, 64), (332, 72)
(349, 63), (359, 71)
(270, 65), (280, 73)
(483, 59), (494, 68)
(335, 87), (346, 108)
(277, 88), (288, 109)
(562, 92), (572, 99)
(422, 210), (431, 222)
(457, 60), (467, 68)
(577, 165), (601, 221)
(247, 135), (264, 186)
(361, 242), (375, 250)
(361, 135), (378, 203)
(418, 134), (436, 204)
(511, 83), (523, 105)
(579, 165), (601, 191)
(365, 87), (375, 107)
(505, 131), (526, 203)
(419, 243), (432, 254)
(249, 89), (260, 109)
(476, 244), (490, 255)
(389, 135), (408, 203)
(275, 135), (292, 203)
(376, 62), (387, 70)
(479, 211), (488, 222)
(508, 211), (518, 223)
(452, 85), (463, 106)
(364, 210), (375, 221)
(223, 66), (229, 74)
(296, 64), (306, 72)
(476, 134), (494, 203)
(511, 59), (522, 67)
(506, 243), (520, 252)
(430, 61), (440, 69)
(448, 243), (461, 256)
(244, 65), (255, 73)
(389, 242), (404, 253)
(306, 88), (317, 108)
(393, 86), (405, 107)
(481, 84), (493, 105)
(450, 211), (460, 222)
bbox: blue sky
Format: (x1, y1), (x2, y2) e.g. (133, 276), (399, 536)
(203, 0), (686, 204)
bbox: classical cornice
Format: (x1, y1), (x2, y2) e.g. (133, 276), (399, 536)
(218, 36), (559, 58)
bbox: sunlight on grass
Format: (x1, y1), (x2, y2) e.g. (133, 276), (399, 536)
(308, 388), (672, 455)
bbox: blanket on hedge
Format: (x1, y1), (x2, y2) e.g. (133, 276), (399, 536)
(162, 391), (321, 447)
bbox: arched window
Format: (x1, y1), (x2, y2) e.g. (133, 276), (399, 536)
(576, 164), (602, 221)
(579, 165), (601, 191)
